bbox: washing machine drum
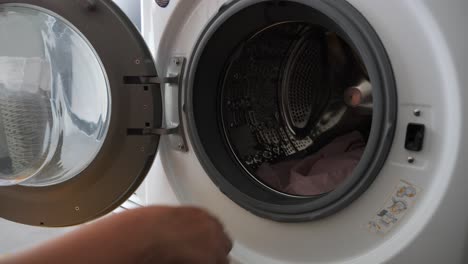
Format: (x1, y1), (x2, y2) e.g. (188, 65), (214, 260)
(0, 0), (163, 227)
(186, 0), (397, 221)
(220, 24), (374, 197)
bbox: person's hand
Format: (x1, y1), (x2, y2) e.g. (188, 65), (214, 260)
(138, 206), (233, 264)
(1, 206), (232, 264)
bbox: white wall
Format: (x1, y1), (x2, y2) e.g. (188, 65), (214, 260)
(0, 220), (73, 255)
(113, 0), (141, 30)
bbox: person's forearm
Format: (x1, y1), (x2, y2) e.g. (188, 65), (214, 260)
(1, 208), (157, 264)
(1, 206), (232, 264)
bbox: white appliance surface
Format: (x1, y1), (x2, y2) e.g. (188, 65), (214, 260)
(141, 0), (468, 263)
(1, 0), (467, 262)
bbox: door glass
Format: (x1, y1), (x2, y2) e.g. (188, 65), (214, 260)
(0, 5), (111, 186)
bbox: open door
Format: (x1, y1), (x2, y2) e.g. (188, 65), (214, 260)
(0, 0), (163, 227)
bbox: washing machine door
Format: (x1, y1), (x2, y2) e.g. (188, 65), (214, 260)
(0, 0), (163, 227)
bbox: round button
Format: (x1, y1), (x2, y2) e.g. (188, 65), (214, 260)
(155, 0), (170, 8)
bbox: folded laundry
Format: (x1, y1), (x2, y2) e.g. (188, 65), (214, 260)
(256, 131), (365, 196)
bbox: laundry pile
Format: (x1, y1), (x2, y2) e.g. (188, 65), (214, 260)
(256, 131), (365, 196)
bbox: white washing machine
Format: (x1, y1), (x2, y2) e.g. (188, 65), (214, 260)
(0, 0), (467, 263)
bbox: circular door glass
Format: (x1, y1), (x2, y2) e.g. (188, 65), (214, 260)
(0, 5), (110, 187)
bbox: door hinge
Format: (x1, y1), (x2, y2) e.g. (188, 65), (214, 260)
(128, 76), (179, 85)
(123, 76), (179, 85)
(127, 127), (179, 136)
(126, 57), (188, 152)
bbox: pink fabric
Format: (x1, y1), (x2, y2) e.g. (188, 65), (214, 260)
(256, 131), (365, 196)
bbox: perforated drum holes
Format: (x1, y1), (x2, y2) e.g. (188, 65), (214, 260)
(221, 22), (372, 197)
(188, 0), (397, 221)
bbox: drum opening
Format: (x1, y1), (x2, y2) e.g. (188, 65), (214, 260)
(186, 0), (396, 221)
(220, 22), (373, 197)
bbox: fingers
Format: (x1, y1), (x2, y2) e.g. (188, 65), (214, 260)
(217, 256), (231, 264)
(216, 240), (232, 264)
(150, 206), (233, 264)
(222, 231), (233, 254)
(191, 207), (233, 263)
